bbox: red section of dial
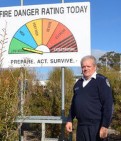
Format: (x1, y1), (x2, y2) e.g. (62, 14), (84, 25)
(47, 23), (77, 52)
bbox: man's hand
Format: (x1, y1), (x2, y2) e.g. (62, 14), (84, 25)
(100, 127), (108, 138)
(66, 122), (72, 132)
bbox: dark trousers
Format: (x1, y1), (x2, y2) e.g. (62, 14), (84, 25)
(76, 124), (106, 141)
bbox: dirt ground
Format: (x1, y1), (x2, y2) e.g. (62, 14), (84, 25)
(22, 125), (121, 141)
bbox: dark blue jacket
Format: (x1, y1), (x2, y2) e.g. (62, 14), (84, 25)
(67, 74), (113, 128)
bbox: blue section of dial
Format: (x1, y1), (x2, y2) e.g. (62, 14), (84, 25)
(14, 25), (37, 49)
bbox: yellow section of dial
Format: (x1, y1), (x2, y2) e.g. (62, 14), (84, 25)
(26, 19), (42, 46)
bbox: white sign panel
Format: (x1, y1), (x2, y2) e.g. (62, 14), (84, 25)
(0, 2), (90, 68)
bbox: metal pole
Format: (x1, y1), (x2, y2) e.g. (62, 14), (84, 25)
(20, 0), (24, 116)
(61, 0), (64, 3)
(21, 0), (24, 6)
(61, 0), (65, 121)
(60, 67), (65, 141)
(19, 2), (24, 141)
(60, 0), (66, 140)
(60, 1), (73, 140)
(61, 67), (65, 117)
(20, 69), (24, 116)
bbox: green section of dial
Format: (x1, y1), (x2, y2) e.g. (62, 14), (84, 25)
(9, 38), (33, 54)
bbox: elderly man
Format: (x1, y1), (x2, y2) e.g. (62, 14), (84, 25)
(66, 55), (113, 141)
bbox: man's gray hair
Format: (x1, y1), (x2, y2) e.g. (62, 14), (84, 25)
(81, 55), (97, 66)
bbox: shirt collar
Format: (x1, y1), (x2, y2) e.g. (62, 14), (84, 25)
(82, 71), (97, 80)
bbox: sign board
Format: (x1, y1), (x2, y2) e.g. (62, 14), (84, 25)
(0, 2), (90, 68)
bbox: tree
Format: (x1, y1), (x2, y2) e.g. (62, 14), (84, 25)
(46, 67), (75, 138)
(0, 68), (36, 141)
(29, 67), (75, 116)
(28, 67), (75, 138)
(47, 67), (75, 116)
(97, 68), (121, 133)
(98, 51), (121, 71)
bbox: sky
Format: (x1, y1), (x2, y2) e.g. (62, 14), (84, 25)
(0, 0), (121, 79)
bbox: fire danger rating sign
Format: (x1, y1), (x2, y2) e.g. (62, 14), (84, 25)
(0, 2), (91, 68)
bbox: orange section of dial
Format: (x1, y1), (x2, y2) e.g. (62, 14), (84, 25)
(47, 23), (72, 48)
(26, 19), (42, 46)
(42, 19), (59, 45)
